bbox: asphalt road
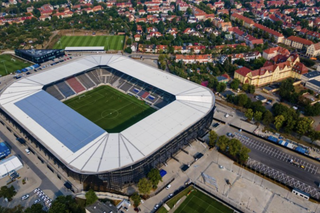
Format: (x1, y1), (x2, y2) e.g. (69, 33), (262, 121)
(0, 130), (64, 197)
(217, 125), (320, 188)
(240, 131), (320, 187)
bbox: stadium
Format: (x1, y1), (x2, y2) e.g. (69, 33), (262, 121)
(0, 55), (215, 191)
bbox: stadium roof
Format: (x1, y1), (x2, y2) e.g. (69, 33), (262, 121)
(0, 55), (215, 174)
(65, 46), (105, 51)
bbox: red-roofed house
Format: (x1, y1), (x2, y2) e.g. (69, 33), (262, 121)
(284, 36), (313, 49)
(231, 13), (255, 28)
(175, 54), (213, 63)
(263, 46), (290, 60)
(234, 54), (307, 86)
(306, 43), (320, 57)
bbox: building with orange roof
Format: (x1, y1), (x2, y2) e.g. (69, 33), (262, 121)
(175, 54), (212, 64)
(306, 43), (320, 57)
(231, 13), (255, 28)
(263, 46), (290, 60)
(234, 54), (307, 87)
(284, 36), (313, 49)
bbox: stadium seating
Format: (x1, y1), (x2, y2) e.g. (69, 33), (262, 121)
(66, 77), (86, 93)
(119, 82), (133, 92)
(77, 73), (95, 88)
(154, 99), (168, 108)
(87, 70), (101, 85)
(45, 85), (64, 100)
(55, 81), (75, 98)
(44, 67), (175, 109)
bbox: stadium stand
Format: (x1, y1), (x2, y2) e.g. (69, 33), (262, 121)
(130, 87), (140, 94)
(137, 90), (147, 97)
(45, 85), (64, 100)
(66, 77), (86, 93)
(119, 82), (133, 92)
(77, 73), (95, 88)
(86, 70), (101, 85)
(141, 92), (149, 99)
(56, 81), (75, 98)
(147, 94), (158, 103)
(154, 99), (168, 108)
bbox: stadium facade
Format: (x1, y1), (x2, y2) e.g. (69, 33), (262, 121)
(0, 55), (215, 191)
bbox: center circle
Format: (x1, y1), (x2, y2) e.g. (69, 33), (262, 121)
(101, 109), (119, 119)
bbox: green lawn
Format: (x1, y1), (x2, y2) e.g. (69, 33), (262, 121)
(174, 190), (233, 213)
(53, 35), (125, 50)
(64, 85), (156, 132)
(0, 54), (31, 76)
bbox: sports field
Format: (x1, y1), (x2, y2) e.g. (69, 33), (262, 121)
(53, 35), (125, 50)
(0, 54), (31, 76)
(174, 190), (233, 213)
(64, 86), (156, 133)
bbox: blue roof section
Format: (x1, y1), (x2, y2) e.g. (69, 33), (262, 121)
(15, 91), (105, 152)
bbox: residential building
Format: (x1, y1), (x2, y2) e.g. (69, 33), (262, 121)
(234, 54), (308, 87)
(263, 46), (290, 60)
(284, 36), (313, 49)
(306, 43), (320, 57)
(301, 71), (320, 83)
(175, 54), (212, 63)
(306, 79), (320, 93)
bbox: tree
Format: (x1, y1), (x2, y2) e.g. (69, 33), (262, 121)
(124, 47), (132, 53)
(228, 139), (242, 157)
(236, 94), (248, 107)
(209, 130), (218, 147)
(262, 110), (273, 126)
(49, 195), (85, 213)
(24, 204), (46, 213)
(239, 145), (250, 163)
(230, 78), (240, 91)
(245, 109), (254, 121)
(137, 178), (152, 196)
(0, 186), (16, 201)
(216, 135), (229, 152)
(216, 82), (226, 93)
(85, 189), (98, 206)
(274, 115), (285, 131)
(130, 193), (141, 207)
(309, 130), (320, 143)
(248, 85), (255, 94)
(254, 111), (263, 122)
(242, 83), (249, 92)
(147, 168), (162, 189)
(295, 117), (311, 138)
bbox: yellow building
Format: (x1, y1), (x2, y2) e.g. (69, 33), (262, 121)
(306, 43), (320, 57)
(284, 36), (313, 50)
(234, 54), (308, 87)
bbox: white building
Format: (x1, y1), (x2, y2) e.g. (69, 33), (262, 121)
(0, 156), (23, 179)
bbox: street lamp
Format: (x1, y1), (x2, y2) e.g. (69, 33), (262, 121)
(1, 60), (8, 75)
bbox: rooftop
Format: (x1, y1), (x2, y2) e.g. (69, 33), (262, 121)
(0, 55), (214, 173)
(286, 36), (313, 46)
(15, 49), (63, 57)
(303, 71), (320, 79)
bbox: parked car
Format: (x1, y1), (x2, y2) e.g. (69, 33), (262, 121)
(21, 194), (29, 200)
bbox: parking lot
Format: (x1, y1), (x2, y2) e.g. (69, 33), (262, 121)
(234, 133), (319, 175)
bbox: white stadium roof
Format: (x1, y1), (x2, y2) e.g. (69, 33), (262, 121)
(0, 55), (215, 174)
(65, 46), (105, 51)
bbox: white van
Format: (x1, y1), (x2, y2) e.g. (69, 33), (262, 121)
(25, 148), (30, 155)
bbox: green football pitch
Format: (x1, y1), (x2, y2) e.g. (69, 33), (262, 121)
(64, 86), (156, 133)
(174, 190), (233, 213)
(0, 54), (31, 76)
(53, 35), (125, 50)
